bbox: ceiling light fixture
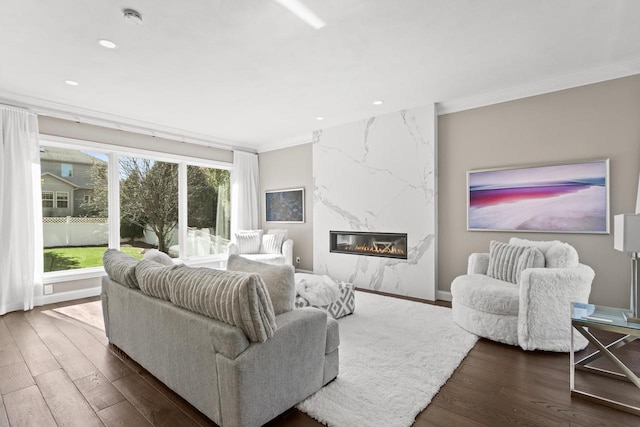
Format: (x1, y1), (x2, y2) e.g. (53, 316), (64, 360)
(98, 39), (117, 49)
(64, 80), (79, 86)
(315, 116), (325, 121)
(274, 0), (326, 30)
(123, 8), (143, 25)
(373, 100), (384, 105)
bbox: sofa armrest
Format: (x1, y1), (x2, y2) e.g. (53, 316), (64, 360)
(468, 253), (490, 275)
(216, 307), (329, 426)
(517, 264), (594, 351)
(282, 239), (294, 265)
(227, 241), (239, 256)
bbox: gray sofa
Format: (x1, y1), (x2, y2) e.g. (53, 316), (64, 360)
(101, 253), (339, 427)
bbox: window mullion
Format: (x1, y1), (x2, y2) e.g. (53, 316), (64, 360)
(178, 162), (188, 259)
(108, 152), (120, 249)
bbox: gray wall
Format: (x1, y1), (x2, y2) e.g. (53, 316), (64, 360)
(259, 143), (314, 271)
(39, 116), (234, 163)
(438, 74), (640, 307)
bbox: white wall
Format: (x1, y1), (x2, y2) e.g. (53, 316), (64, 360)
(313, 105), (437, 300)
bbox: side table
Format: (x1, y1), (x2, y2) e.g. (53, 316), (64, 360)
(571, 302), (640, 415)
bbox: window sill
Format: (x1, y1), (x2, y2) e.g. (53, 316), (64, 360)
(43, 267), (105, 284)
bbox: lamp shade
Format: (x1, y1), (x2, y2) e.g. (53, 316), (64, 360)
(614, 214), (640, 252)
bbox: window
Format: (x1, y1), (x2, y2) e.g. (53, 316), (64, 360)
(40, 139), (230, 274)
(61, 163), (73, 177)
(41, 146), (109, 273)
(56, 192), (69, 208)
(42, 191), (53, 208)
(187, 166), (230, 257)
(120, 156), (179, 257)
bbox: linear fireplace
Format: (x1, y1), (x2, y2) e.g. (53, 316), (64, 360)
(330, 231), (408, 259)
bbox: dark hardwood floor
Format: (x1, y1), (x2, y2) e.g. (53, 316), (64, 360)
(0, 295), (638, 426)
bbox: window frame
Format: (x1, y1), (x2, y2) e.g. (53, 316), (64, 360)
(61, 163), (73, 177)
(42, 191), (54, 208)
(40, 135), (232, 279)
(55, 191), (69, 209)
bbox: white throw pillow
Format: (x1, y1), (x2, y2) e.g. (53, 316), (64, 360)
(545, 243), (579, 268)
(509, 237), (562, 255)
(267, 229), (288, 240)
(261, 233), (285, 254)
(235, 230), (263, 254)
(142, 249), (174, 266)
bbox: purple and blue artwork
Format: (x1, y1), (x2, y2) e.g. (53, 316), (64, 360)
(468, 160), (608, 233)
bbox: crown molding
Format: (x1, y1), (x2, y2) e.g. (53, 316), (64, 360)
(437, 56), (640, 115)
(257, 133), (314, 153)
(0, 91), (252, 152)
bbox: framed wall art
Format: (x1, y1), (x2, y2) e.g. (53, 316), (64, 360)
(467, 159), (609, 233)
(265, 187), (305, 223)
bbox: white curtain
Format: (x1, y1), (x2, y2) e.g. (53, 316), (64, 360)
(230, 151), (260, 238)
(0, 105), (43, 315)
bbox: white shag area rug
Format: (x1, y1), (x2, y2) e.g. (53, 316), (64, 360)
(297, 291), (478, 427)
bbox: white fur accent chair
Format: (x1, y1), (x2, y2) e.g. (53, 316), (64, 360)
(451, 238), (595, 352)
(227, 229), (294, 266)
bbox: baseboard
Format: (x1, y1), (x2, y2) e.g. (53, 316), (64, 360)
(436, 290), (452, 302)
(42, 286), (102, 305)
(295, 268), (313, 274)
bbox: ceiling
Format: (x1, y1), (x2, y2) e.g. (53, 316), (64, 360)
(2, 0), (640, 152)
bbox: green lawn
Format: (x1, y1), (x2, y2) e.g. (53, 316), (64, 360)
(44, 246), (144, 272)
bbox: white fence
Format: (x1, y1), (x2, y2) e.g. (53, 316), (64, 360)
(43, 217), (230, 255)
(43, 217), (109, 248)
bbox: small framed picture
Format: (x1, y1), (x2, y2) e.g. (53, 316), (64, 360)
(265, 188), (305, 223)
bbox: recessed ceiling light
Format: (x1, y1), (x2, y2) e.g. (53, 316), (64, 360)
(98, 39), (117, 49)
(373, 100), (384, 105)
(64, 80), (79, 86)
(315, 116), (325, 121)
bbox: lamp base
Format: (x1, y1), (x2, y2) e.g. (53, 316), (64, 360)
(623, 311), (640, 324)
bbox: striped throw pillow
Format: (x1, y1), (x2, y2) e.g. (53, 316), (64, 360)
(235, 230), (263, 254)
(135, 260), (183, 301)
(487, 241), (545, 284)
(261, 233), (285, 254)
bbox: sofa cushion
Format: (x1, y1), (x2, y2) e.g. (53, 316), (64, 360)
(169, 266), (277, 343)
(545, 243), (579, 268)
(451, 274), (520, 316)
(135, 260), (182, 301)
(487, 241), (531, 284)
(226, 254), (295, 315)
(103, 249), (140, 289)
(325, 316), (340, 353)
(142, 249), (174, 266)
(235, 230), (263, 254)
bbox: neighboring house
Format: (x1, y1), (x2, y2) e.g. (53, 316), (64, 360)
(40, 146), (105, 217)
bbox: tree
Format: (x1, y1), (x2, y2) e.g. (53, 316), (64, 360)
(119, 158), (178, 254)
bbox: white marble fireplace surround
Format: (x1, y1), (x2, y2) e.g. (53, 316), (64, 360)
(313, 104), (436, 300)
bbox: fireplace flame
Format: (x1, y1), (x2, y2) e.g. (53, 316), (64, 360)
(347, 244), (405, 255)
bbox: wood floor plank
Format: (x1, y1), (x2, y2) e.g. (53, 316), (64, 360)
(0, 319), (23, 367)
(48, 314), (131, 382)
(74, 372), (126, 412)
(25, 309), (99, 381)
(3, 385), (57, 427)
(97, 400), (153, 427)
(112, 374), (200, 427)
(36, 368), (104, 427)
(417, 402), (486, 427)
(0, 394), (9, 427)
(3, 312), (61, 377)
(0, 361), (35, 395)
